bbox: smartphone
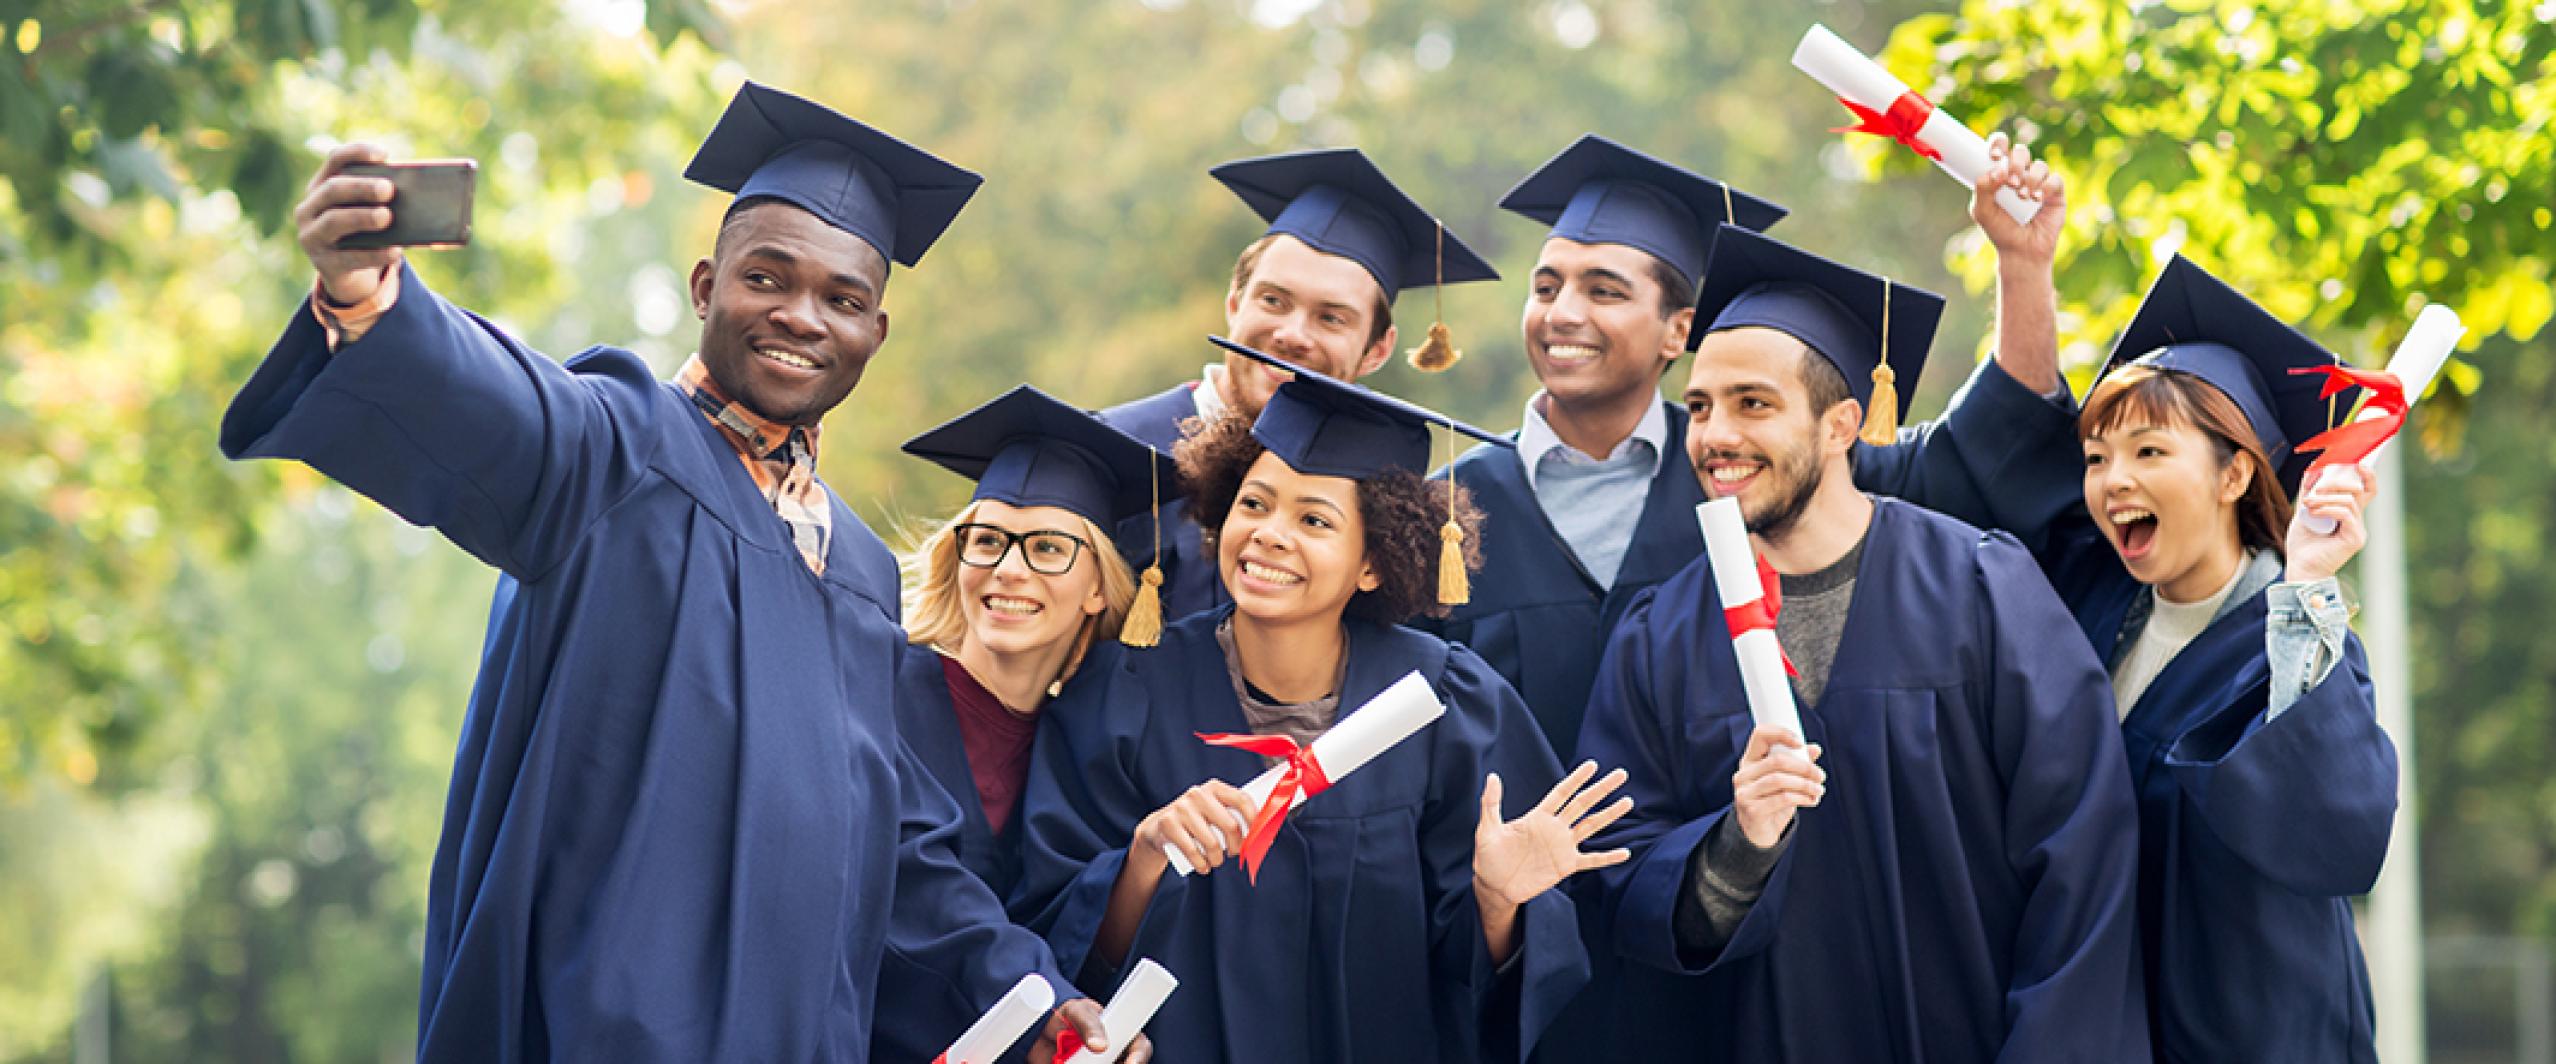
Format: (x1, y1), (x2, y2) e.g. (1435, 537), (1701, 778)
(336, 160), (477, 249)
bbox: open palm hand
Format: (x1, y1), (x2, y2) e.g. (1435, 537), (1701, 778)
(1472, 760), (1635, 908)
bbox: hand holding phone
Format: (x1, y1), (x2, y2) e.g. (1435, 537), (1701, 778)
(294, 145), (477, 306)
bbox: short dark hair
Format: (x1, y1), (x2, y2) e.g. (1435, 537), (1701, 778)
(1230, 234), (1394, 347)
(1647, 255), (1698, 319)
(1176, 412), (1484, 623)
(1795, 342), (1853, 417)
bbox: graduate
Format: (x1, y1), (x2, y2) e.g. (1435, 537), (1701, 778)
(1437, 134), (2085, 761)
(1100, 149), (1498, 623)
(1016, 340), (1629, 1063)
(2035, 256), (2394, 1062)
(219, 83), (1131, 1062)
(869, 386), (1176, 1061)
(1567, 220), (2149, 1061)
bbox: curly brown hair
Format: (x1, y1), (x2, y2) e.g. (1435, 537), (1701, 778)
(1176, 412), (1485, 624)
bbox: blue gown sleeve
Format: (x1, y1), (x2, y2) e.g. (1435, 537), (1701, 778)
(1574, 590), (1800, 978)
(1972, 534), (2151, 1062)
(1425, 648), (1588, 1063)
(2163, 636), (2396, 897)
(1851, 356), (2082, 556)
(885, 733), (1070, 1022)
(1008, 646), (1188, 988)
(219, 261), (664, 578)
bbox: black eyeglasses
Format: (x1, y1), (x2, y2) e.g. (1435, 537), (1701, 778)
(952, 523), (1091, 576)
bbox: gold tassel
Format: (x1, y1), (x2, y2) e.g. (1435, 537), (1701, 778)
(1120, 449), (1168, 647)
(1860, 363), (1900, 446)
(1859, 280), (1899, 446)
(1121, 566), (1164, 647)
(1438, 521), (1469, 606)
(1406, 222), (1460, 372)
(1409, 321), (1460, 372)
(1434, 422), (1468, 605)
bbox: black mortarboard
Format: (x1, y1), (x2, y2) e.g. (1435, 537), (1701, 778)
(2097, 255), (2353, 493)
(683, 81), (982, 268)
(1209, 336), (1509, 479)
(1689, 224), (1942, 442)
(1210, 149), (1499, 303)
(1499, 134), (1788, 289)
(901, 386), (1177, 530)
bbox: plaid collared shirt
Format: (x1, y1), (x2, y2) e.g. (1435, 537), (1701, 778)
(673, 355), (832, 575)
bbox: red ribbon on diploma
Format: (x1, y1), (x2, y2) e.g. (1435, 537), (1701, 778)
(1052, 1026), (1085, 1063)
(1834, 92), (1944, 161)
(1190, 731), (1334, 884)
(1722, 554), (1800, 677)
(2289, 365), (2409, 476)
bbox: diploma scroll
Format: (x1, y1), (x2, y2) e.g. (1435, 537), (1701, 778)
(1698, 498), (1804, 744)
(2302, 304), (2464, 534)
(934, 972), (1054, 1064)
(1055, 959), (1178, 1064)
(1163, 669), (1446, 877)
(1791, 24), (2038, 225)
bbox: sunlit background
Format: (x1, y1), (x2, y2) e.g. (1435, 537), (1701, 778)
(3, 0), (2550, 1059)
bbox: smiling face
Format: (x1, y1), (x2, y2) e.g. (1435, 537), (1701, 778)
(2076, 366), (2287, 600)
(1214, 451), (1379, 628)
(1221, 235), (1396, 417)
(952, 500), (1108, 658)
(1683, 327), (1858, 538)
(1523, 237), (1692, 410)
(689, 200), (891, 426)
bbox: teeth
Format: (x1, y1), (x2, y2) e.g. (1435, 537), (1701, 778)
(1241, 560), (1302, 586)
(1709, 465), (1757, 483)
(2110, 508), (2155, 525)
(1545, 344), (1600, 363)
(758, 346), (817, 370)
(982, 595), (1043, 616)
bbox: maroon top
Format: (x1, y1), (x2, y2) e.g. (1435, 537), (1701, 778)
(941, 655), (1038, 837)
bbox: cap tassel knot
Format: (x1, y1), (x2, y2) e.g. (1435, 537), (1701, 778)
(1407, 223), (1462, 372)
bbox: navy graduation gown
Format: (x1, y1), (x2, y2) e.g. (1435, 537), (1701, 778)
(871, 645), (1056, 1064)
(1572, 498), (2148, 1062)
(1435, 359), (2077, 761)
(1098, 383), (1230, 623)
(220, 264), (1059, 1062)
(1012, 610), (1589, 1063)
(2046, 529), (2395, 1062)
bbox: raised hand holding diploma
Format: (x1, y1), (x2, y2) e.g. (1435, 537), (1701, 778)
(2286, 458), (2378, 584)
(937, 973), (1055, 1064)
(2292, 303), (2465, 534)
(1792, 23), (2040, 225)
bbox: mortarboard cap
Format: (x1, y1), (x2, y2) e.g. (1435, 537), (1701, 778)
(2096, 254), (2353, 494)
(901, 386), (1177, 530)
(1499, 134), (1788, 289)
(1211, 149), (1499, 303)
(684, 81), (983, 268)
(1689, 224), (1942, 443)
(1210, 335), (1510, 480)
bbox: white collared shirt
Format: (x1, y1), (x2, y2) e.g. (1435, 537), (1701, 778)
(1514, 392), (1670, 588)
(1516, 391), (1670, 492)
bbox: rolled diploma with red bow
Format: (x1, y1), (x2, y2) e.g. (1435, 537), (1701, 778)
(934, 972), (1055, 1064)
(1699, 498), (1804, 743)
(2303, 303), (2463, 534)
(1791, 24), (2038, 225)
(1163, 669), (1447, 876)
(1055, 959), (1179, 1064)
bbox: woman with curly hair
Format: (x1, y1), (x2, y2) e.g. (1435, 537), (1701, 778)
(868, 386), (1170, 1064)
(1012, 340), (1631, 1064)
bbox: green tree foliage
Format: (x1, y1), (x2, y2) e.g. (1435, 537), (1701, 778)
(1882, 0), (2552, 411)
